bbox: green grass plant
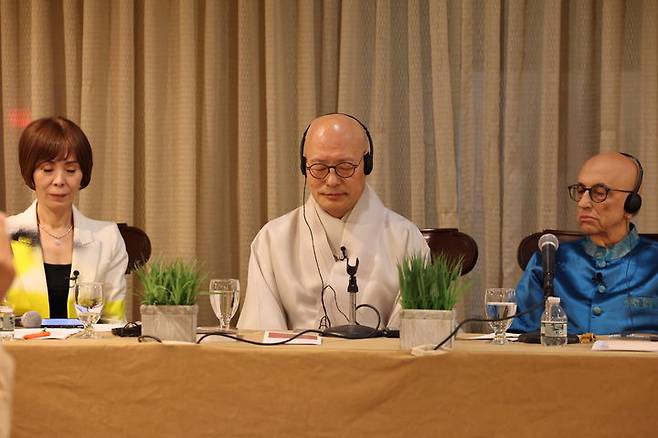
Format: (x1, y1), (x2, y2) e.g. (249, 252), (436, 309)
(398, 253), (468, 310)
(137, 259), (203, 306)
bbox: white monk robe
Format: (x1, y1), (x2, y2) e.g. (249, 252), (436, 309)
(237, 184), (430, 330)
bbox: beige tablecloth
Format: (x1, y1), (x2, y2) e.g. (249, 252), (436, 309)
(0, 347), (14, 438)
(4, 334), (658, 437)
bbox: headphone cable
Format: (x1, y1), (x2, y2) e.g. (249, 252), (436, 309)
(432, 299), (545, 350)
(196, 328), (358, 345)
(301, 178), (351, 329)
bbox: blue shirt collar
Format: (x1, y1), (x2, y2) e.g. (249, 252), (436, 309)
(582, 224), (639, 261)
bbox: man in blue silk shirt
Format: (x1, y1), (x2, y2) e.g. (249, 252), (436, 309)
(511, 152), (658, 335)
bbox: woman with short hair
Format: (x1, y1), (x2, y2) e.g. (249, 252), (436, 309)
(5, 116), (128, 323)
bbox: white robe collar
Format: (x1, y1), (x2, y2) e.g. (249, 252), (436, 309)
(10, 200), (95, 247)
(305, 184), (385, 264)
(313, 203), (348, 258)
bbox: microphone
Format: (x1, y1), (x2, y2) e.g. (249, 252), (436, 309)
(538, 234), (559, 297)
(70, 270), (80, 298)
(334, 246), (348, 262)
(20, 310), (43, 328)
(592, 272), (605, 288)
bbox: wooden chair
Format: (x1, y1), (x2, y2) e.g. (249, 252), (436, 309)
(117, 223), (152, 274)
(517, 229), (658, 270)
(419, 228), (478, 275)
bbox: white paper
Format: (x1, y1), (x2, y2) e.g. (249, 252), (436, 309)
(592, 340), (658, 352)
(93, 323), (126, 332)
(263, 331), (321, 345)
(14, 323), (124, 340)
(458, 332), (520, 341)
(14, 328), (81, 340)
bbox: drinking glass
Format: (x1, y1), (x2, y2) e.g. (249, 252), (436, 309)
(209, 279), (240, 331)
(74, 282), (104, 339)
(484, 288), (517, 345)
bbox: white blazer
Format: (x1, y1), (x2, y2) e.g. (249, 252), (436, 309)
(6, 200), (128, 322)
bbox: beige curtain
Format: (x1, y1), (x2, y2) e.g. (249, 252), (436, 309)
(1, 0), (657, 324)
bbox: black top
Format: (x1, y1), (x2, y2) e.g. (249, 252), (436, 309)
(44, 263), (72, 318)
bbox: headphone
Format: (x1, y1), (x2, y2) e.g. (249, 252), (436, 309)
(299, 113), (374, 176)
(619, 152), (643, 215)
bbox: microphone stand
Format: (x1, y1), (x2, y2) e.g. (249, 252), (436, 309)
(520, 242), (556, 344)
(323, 258), (377, 339)
(543, 272), (554, 297)
(540, 236), (558, 298)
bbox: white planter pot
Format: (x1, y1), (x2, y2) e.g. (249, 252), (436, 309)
(399, 309), (455, 350)
(140, 304), (198, 343)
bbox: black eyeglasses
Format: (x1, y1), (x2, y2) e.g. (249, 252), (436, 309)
(567, 183), (634, 203)
(306, 156), (363, 180)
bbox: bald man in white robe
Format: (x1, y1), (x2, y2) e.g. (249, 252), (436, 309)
(237, 114), (430, 331)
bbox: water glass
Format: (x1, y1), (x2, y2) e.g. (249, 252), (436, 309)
(484, 288), (517, 345)
(74, 282), (104, 338)
(209, 279), (240, 331)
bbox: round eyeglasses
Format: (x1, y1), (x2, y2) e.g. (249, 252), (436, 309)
(306, 157), (363, 180)
(567, 183), (634, 203)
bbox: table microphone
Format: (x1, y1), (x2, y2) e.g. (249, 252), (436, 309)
(21, 311), (43, 328)
(323, 257), (378, 339)
(538, 233), (559, 297)
(519, 234), (560, 344)
(334, 246), (348, 262)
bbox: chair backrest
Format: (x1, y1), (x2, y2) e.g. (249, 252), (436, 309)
(517, 229), (658, 270)
(117, 223), (152, 274)
(419, 228), (478, 275)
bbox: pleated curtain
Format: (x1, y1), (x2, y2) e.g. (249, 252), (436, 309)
(1, 0), (656, 325)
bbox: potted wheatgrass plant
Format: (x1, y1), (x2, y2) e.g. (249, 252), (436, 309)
(398, 253), (469, 350)
(137, 259), (204, 343)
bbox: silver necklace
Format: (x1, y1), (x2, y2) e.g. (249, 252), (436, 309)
(39, 224), (73, 246)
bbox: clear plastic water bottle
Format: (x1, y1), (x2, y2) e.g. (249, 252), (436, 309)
(0, 298), (15, 342)
(541, 296), (567, 347)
